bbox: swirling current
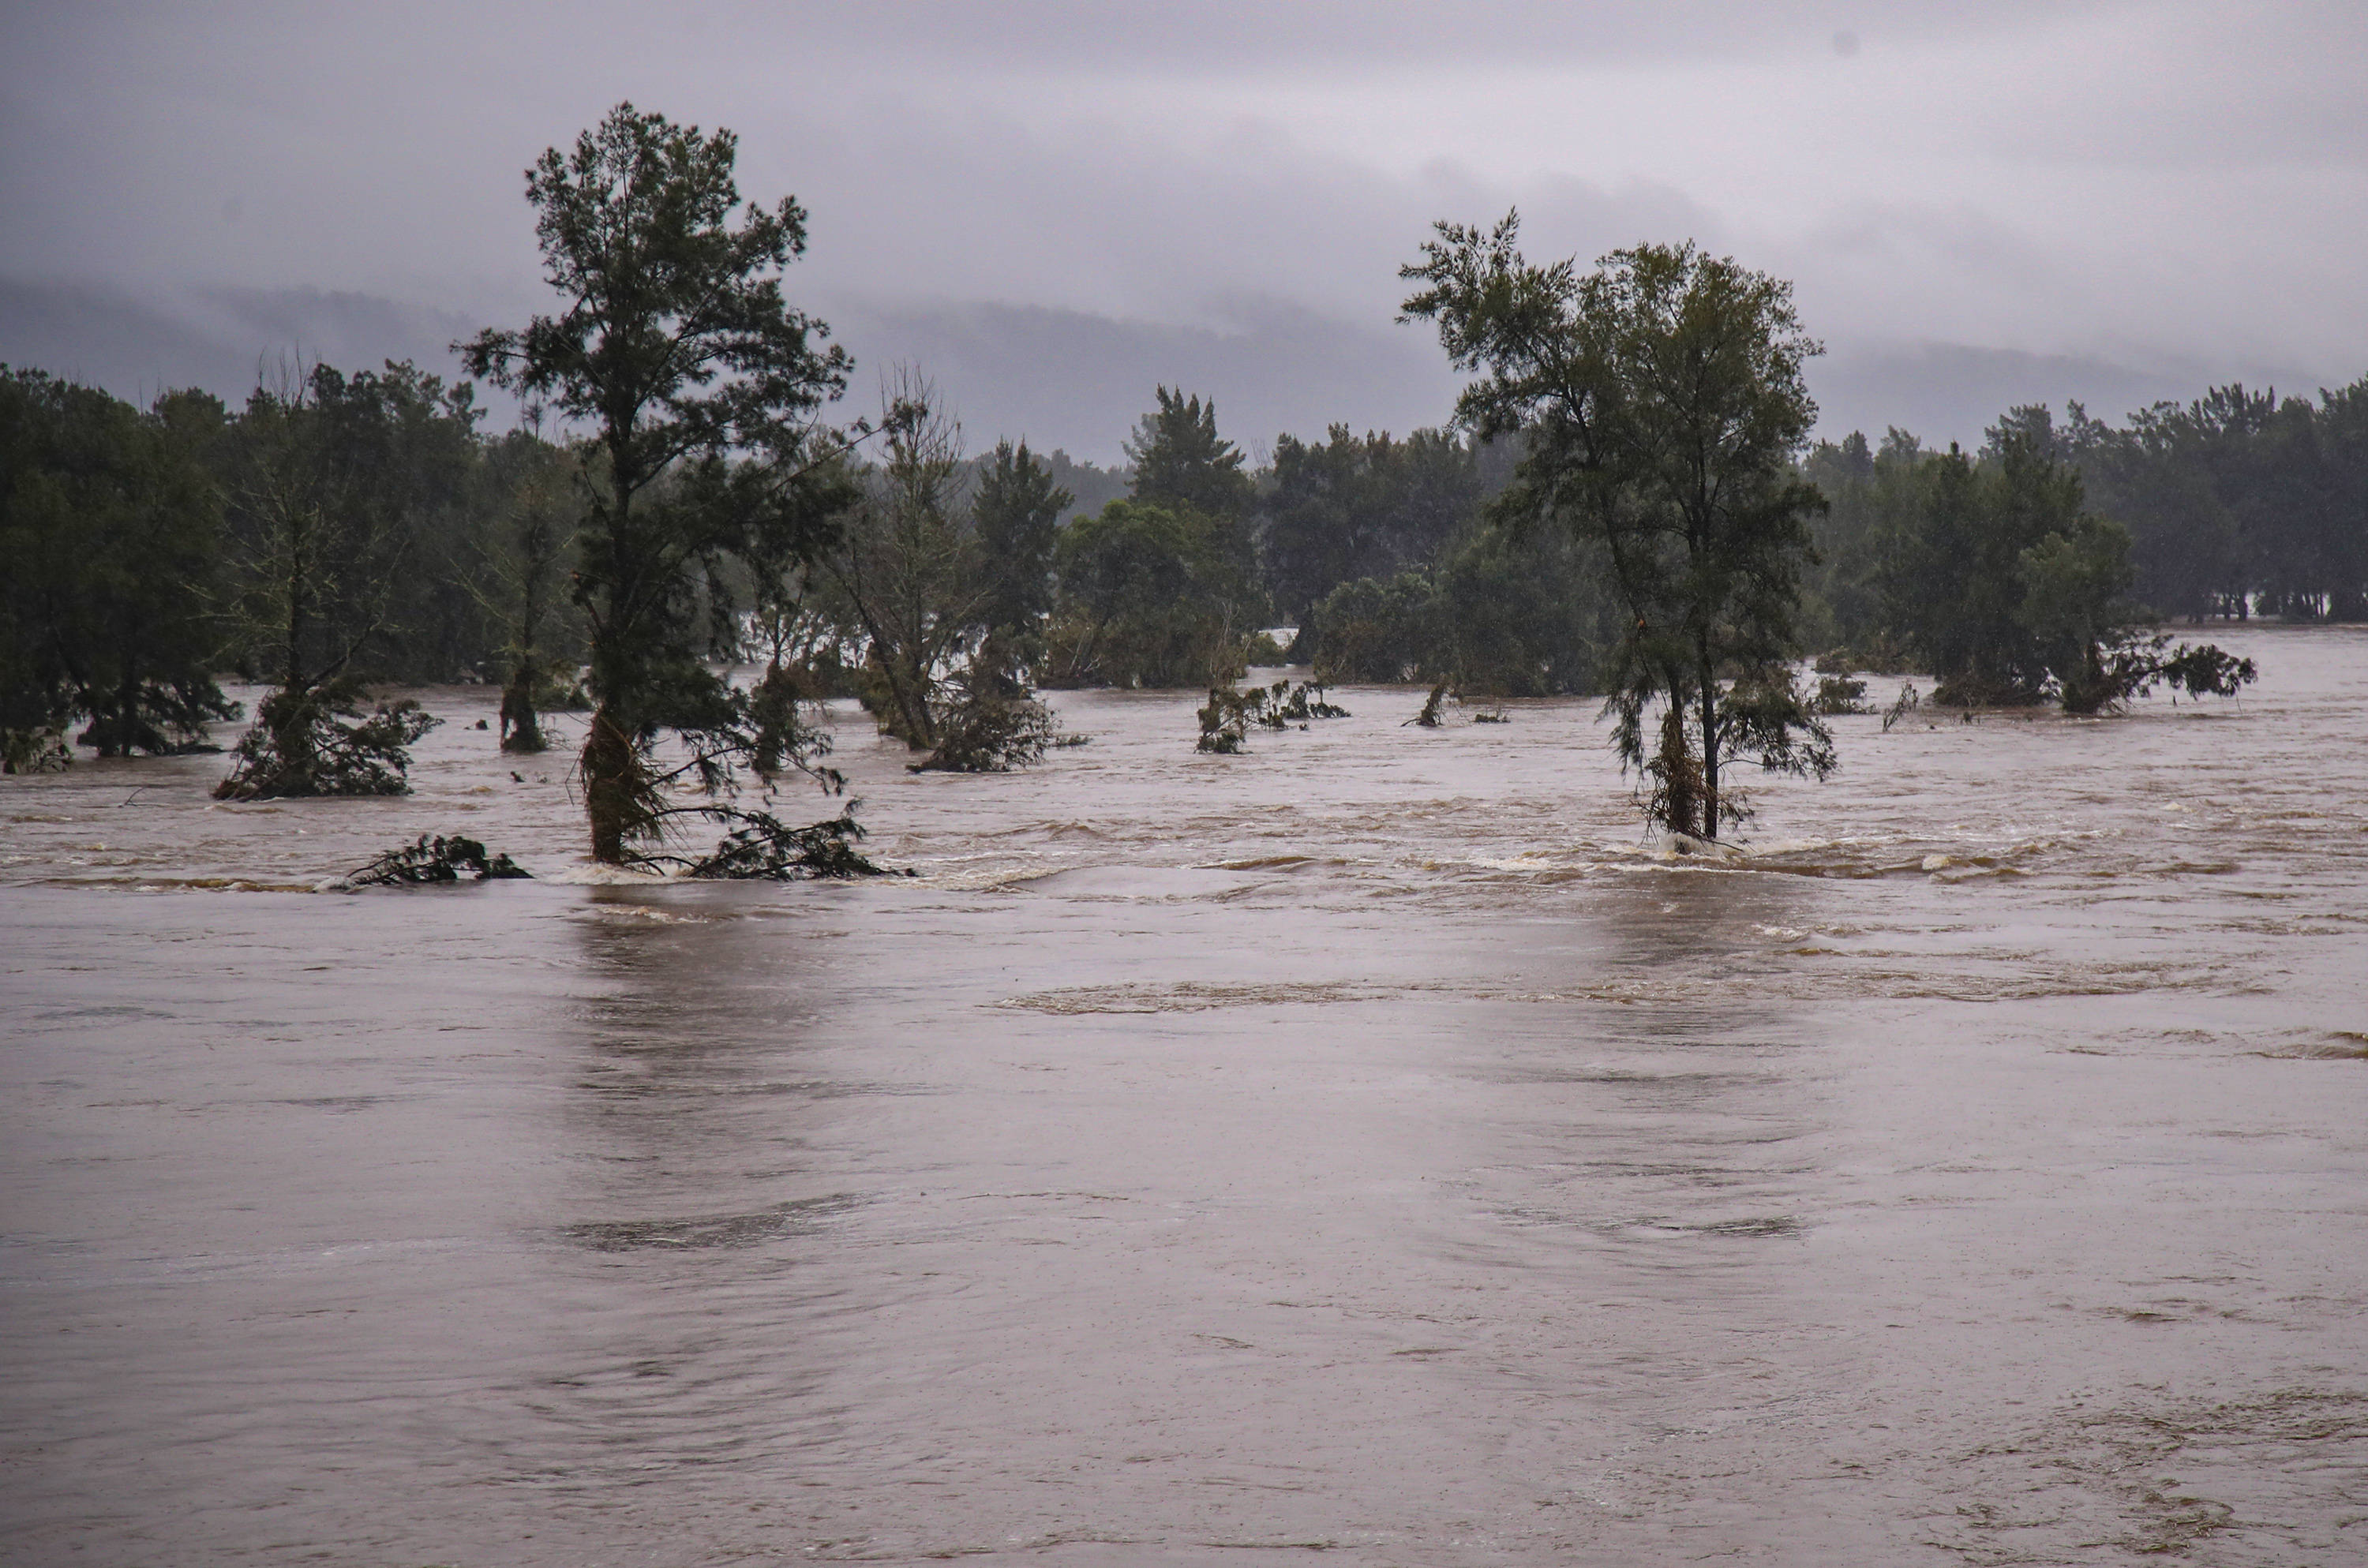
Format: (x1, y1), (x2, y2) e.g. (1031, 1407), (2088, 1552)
(3, 625), (2365, 1566)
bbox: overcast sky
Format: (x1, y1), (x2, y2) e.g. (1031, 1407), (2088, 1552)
(3, 1), (2362, 462)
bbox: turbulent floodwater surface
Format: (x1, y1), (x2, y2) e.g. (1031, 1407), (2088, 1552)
(4, 626), (2366, 1566)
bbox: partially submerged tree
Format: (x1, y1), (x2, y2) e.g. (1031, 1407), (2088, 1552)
(800, 376), (1069, 771)
(467, 425), (584, 754)
(460, 102), (856, 863)
(972, 437), (1072, 668)
(1876, 429), (2257, 713)
(818, 376), (977, 751)
(1402, 215), (1834, 836)
(213, 362), (469, 799)
(346, 833), (532, 886)
(1195, 679), (1346, 753)
(1048, 499), (1254, 688)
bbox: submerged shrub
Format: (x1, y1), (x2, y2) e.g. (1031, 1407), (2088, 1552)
(1196, 679), (1347, 752)
(2, 724), (73, 774)
(912, 661), (1058, 774)
(681, 810), (894, 880)
(1812, 675), (1872, 714)
(347, 834), (532, 886)
(215, 679), (439, 801)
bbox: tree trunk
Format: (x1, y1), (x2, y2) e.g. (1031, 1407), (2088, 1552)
(500, 661), (545, 753)
(1696, 639), (1720, 840)
(583, 705), (635, 864)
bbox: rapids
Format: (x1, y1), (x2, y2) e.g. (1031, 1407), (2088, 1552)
(4, 625), (2365, 1565)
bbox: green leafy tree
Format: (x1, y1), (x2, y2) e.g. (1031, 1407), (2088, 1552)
(1048, 499), (1250, 688)
(816, 376), (979, 750)
(972, 438), (1072, 659)
(467, 425), (585, 753)
(1402, 215), (1834, 837)
(460, 102), (855, 863)
(1264, 425), (1483, 620)
(0, 370), (237, 765)
(1875, 428), (2257, 713)
(1126, 387), (1253, 519)
(212, 361), (458, 799)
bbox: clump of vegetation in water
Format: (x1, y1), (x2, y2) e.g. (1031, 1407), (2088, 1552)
(1471, 704), (1508, 724)
(1257, 679), (1347, 724)
(1812, 674), (1871, 714)
(1197, 679), (1348, 752)
(1407, 679), (1450, 728)
(214, 679), (439, 799)
(2066, 632), (2255, 714)
(347, 833), (532, 886)
(911, 637), (1061, 773)
(1196, 687), (1254, 753)
(669, 809), (894, 879)
(2, 724), (73, 774)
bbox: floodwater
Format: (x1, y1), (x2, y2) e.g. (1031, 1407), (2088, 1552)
(3, 626), (2365, 1567)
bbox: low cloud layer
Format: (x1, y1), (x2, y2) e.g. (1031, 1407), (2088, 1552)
(4, 2), (2361, 458)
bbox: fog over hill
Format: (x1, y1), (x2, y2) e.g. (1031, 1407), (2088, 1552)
(0, 277), (2314, 466)
(3, 2), (2362, 458)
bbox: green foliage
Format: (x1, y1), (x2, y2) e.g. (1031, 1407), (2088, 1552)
(1862, 428), (2259, 713)
(1049, 499), (1252, 688)
(1811, 675), (1871, 715)
(2063, 380), (2368, 621)
(1799, 426), (1928, 659)
(972, 439), (1072, 658)
(218, 360), (490, 689)
(1309, 571), (1441, 683)
(0, 369), (238, 757)
(213, 679), (439, 799)
(1126, 387), (1253, 520)
(911, 636), (1058, 773)
(1434, 524), (1614, 696)
(1303, 521), (1614, 695)
(818, 380), (978, 750)
(470, 427), (586, 754)
(1262, 425), (1482, 619)
(679, 809), (891, 879)
(461, 102), (856, 862)
(1194, 679), (1345, 754)
(1402, 214), (1833, 835)
(347, 834), (531, 886)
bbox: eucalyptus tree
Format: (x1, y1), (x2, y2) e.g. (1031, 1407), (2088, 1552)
(460, 102), (856, 863)
(1402, 213), (1833, 837)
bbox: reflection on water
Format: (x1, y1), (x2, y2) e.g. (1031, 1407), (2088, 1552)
(3, 625), (2367, 1565)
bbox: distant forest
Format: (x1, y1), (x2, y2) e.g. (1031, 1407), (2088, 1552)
(3, 352), (2363, 769)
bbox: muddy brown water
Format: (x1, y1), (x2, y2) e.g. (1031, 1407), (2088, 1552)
(3, 627), (2365, 1566)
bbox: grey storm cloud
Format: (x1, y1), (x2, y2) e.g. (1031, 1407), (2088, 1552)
(3, 1), (2363, 460)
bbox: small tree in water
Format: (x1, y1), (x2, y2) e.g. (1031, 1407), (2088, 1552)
(461, 103), (857, 863)
(1402, 216), (1834, 836)
(212, 362), (469, 799)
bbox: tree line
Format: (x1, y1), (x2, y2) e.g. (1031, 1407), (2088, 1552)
(6, 102), (2346, 850)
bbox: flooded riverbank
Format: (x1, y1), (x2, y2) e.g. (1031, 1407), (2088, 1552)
(5, 626), (2366, 1565)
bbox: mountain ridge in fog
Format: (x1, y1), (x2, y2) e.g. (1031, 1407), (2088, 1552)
(0, 275), (2334, 466)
